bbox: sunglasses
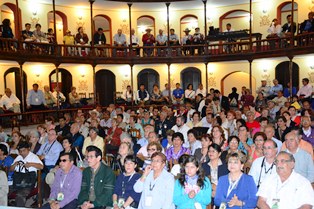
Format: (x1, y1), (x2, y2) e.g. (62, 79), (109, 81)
(60, 159), (68, 162)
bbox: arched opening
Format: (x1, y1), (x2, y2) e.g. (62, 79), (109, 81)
(219, 10), (250, 32)
(137, 69), (160, 94)
(275, 61), (299, 89)
(277, 2), (298, 25)
(48, 11), (68, 44)
(4, 67), (27, 102)
(137, 15), (155, 45)
(180, 15), (198, 40)
(180, 67), (201, 92)
(49, 69), (72, 102)
(221, 71), (256, 96)
(94, 15), (112, 45)
(1, 3), (22, 39)
(96, 70), (116, 106)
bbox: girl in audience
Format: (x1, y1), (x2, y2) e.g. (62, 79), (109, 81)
(194, 134), (212, 163)
(28, 130), (41, 154)
(221, 135), (240, 163)
(282, 111), (296, 128)
(121, 85), (135, 106)
(105, 118), (123, 155)
(214, 152), (257, 209)
(134, 152), (175, 209)
(202, 143), (229, 204)
(113, 142), (133, 174)
(9, 131), (23, 155)
(37, 124), (48, 144)
(113, 155), (141, 209)
(247, 132), (266, 166)
(173, 155), (211, 209)
(166, 132), (191, 170)
(211, 125), (228, 151)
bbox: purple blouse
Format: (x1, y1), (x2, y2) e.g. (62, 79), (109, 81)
(166, 146), (191, 162)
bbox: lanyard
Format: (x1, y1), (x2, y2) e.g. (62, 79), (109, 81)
(257, 158), (274, 187)
(43, 140), (56, 155)
(121, 172), (135, 196)
(227, 174), (242, 197)
(60, 174), (68, 189)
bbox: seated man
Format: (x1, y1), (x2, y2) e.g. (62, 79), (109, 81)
(192, 27), (205, 55)
(43, 85), (56, 108)
(137, 84), (150, 105)
(113, 29), (127, 56)
(129, 28), (140, 56)
(300, 12), (314, 33)
(172, 83), (184, 105)
(257, 151), (314, 209)
(93, 28), (106, 56)
(75, 27), (89, 56)
(26, 83), (47, 111)
(282, 14), (297, 37)
(156, 29), (167, 56)
(40, 153), (82, 209)
(181, 28), (193, 55)
(10, 141), (44, 207)
(0, 88), (21, 113)
(78, 146), (115, 209)
(52, 86), (68, 109)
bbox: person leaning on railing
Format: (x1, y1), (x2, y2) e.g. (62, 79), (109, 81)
(75, 27), (89, 56)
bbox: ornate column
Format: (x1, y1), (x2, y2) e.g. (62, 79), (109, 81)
(89, 0), (95, 55)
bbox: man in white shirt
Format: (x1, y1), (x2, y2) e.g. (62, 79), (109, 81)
(272, 90), (287, 108)
(249, 139), (277, 188)
(156, 29), (167, 56)
(171, 115), (190, 147)
(256, 80), (271, 98)
(201, 113), (214, 129)
(113, 29), (127, 56)
(128, 28), (140, 56)
(52, 86), (67, 108)
(0, 88), (21, 113)
(257, 151), (314, 209)
(195, 83), (206, 97)
(297, 78), (312, 101)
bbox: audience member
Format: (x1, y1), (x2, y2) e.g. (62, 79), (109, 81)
(113, 29), (127, 56)
(26, 83), (47, 111)
(300, 12), (314, 33)
(142, 28), (155, 56)
(75, 27), (89, 56)
(156, 29), (167, 56)
(0, 88), (21, 113)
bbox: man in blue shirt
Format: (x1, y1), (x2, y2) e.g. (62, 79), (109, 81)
(26, 83), (47, 111)
(172, 83), (184, 104)
(268, 79), (283, 100)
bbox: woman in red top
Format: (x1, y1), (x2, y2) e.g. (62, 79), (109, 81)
(105, 118), (122, 155)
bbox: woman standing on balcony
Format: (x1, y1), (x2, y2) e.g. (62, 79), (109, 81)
(75, 27), (89, 56)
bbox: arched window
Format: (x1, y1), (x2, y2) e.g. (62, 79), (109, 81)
(219, 10), (250, 32)
(4, 67), (27, 102)
(180, 67), (201, 92)
(96, 70), (116, 106)
(137, 69), (160, 94)
(47, 11), (68, 44)
(137, 16), (155, 45)
(277, 2), (298, 25)
(94, 15), (112, 45)
(221, 71), (256, 96)
(49, 69), (72, 101)
(275, 61), (299, 89)
(180, 15), (198, 39)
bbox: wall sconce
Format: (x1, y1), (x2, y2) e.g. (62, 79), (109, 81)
(310, 65), (314, 70)
(35, 73), (40, 77)
(262, 68), (268, 73)
(32, 10), (37, 16)
(81, 73), (86, 78)
(78, 15), (83, 20)
(262, 9), (268, 14)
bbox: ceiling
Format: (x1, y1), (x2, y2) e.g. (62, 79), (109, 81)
(23, 0), (260, 11)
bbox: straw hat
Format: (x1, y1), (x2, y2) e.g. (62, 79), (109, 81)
(183, 28), (191, 32)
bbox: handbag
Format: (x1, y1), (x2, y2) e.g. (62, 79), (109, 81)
(13, 161), (37, 189)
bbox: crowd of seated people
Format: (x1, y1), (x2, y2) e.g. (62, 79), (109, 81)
(0, 76), (314, 208)
(1, 12), (314, 57)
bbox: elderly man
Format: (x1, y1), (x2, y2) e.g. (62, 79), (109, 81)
(257, 151), (314, 209)
(283, 131), (314, 183)
(41, 153), (82, 209)
(0, 88), (21, 113)
(113, 29), (127, 56)
(155, 111), (172, 139)
(43, 85), (56, 108)
(181, 28), (193, 55)
(10, 141), (44, 206)
(264, 125), (283, 153)
(52, 86), (67, 108)
(78, 146), (115, 209)
(249, 139), (278, 188)
(26, 83), (47, 111)
(156, 29), (167, 56)
(70, 123), (85, 152)
(269, 79), (283, 99)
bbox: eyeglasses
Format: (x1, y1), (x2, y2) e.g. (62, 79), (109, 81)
(263, 146), (275, 150)
(274, 159), (291, 165)
(60, 159), (68, 162)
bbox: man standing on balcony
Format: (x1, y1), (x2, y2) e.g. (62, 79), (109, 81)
(169, 28), (180, 56)
(282, 14), (297, 37)
(0, 88), (21, 113)
(26, 83), (47, 111)
(156, 29), (167, 56)
(142, 28), (155, 56)
(129, 28), (140, 56)
(113, 29), (127, 56)
(93, 28), (106, 56)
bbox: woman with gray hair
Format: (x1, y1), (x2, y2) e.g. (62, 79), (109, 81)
(28, 130), (41, 154)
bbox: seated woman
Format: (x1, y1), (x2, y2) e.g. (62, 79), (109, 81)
(215, 152), (257, 209)
(28, 130), (41, 154)
(9, 131), (23, 155)
(142, 141), (163, 169)
(56, 138), (78, 166)
(247, 132), (266, 167)
(134, 153), (174, 209)
(187, 111), (203, 128)
(105, 118), (123, 155)
(221, 135), (240, 163)
(69, 86), (83, 107)
(202, 144), (229, 203)
(113, 155), (141, 209)
(211, 125), (228, 151)
(187, 129), (202, 155)
(184, 84), (196, 103)
(112, 142), (133, 174)
(194, 134), (212, 163)
(165, 132), (191, 170)
(151, 84), (164, 105)
(75, 27), (89, 56)
(121, 85), (135, 106)
(37, 124), (48, 145)
(82, 127), (104, 156)
(140, 111), (154, 126)
(173, 155), (211, 209)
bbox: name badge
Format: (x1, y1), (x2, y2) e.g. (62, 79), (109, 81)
(118, 198), (125, 207)
(57, 192), (64, 201)
(219, 202), (227, 209)
(35, 98), (39, 102)
(194, 202), (202, 209)
(99, 41), (102, 45)
(271, 199), (280, 209)
(145, 196), (153, 207)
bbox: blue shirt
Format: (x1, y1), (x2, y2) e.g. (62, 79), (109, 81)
(26, 89), (46, 106)
(269, 84), (283, 96)
(0, 156), (14, 182)
(238, 138), (253, 155)
(37, 140), (63, 166)
(172, 88), (184, 99)
(283, 87), (297, 97)
(72, 133), (84, 152)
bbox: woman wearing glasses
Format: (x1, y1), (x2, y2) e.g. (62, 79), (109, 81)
(134, 152), (175, 209)
(215, 152), (257, 209)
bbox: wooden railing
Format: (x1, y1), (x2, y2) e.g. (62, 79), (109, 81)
(1, 32), (314, 62)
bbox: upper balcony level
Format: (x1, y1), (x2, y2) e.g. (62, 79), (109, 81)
(1, 32), (314, 66)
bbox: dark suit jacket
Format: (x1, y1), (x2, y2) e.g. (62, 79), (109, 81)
(220, 96), (230, 111)
(202, 161), (229, 178)
(94, 32), (106, 45)
(282, 22), (297, 34)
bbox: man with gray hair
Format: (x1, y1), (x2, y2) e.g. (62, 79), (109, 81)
(257, 151), (314, 209)
(155, 111), (172, 139)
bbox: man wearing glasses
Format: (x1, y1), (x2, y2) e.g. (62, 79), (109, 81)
(78, 146), (115, 209)
(41, 153), (82, 209)
(249, 140), (278, 188)
(257, 151), (314, 209)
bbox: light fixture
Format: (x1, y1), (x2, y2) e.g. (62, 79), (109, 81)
(310, 65), (314, 70)
(32, 10), (37, 16)
(78, 15), (83, 20)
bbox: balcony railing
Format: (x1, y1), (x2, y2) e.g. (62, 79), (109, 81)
(0, 32), (314, 63)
